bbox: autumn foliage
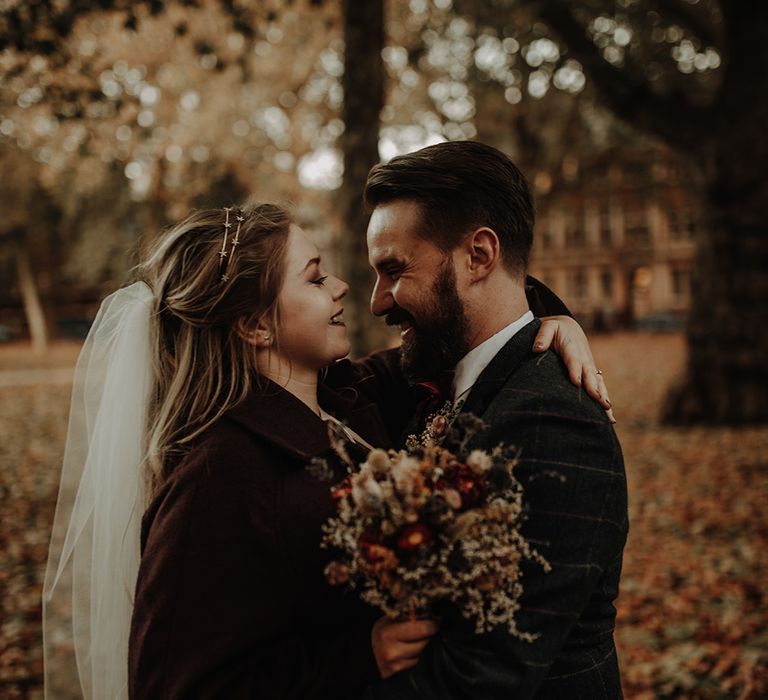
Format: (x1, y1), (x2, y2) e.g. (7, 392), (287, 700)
(0, 332), (766, 698)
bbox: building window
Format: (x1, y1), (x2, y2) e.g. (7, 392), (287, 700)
(568, 268), (587, 299)
(669, 210), (697, 240)
(600, 270), (613, 298)
(668, 211), (684, 239)
(672, 267), (690, 297)
(626, 226), (650, 246)
(566, 228), (585, 248)
(625, 206), (650, 246)
(600, 208), (613, 248)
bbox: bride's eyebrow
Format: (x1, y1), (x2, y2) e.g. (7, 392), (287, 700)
(300, 256), (321, 275)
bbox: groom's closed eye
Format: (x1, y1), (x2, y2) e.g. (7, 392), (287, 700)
(374, 257), (406, 280)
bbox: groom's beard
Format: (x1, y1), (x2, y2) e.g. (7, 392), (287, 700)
(386, 261), (471, 383)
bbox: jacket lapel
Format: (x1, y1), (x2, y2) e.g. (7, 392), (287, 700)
(225, 381), (332, 461)
(320, 360), (394, 450)
(461, 318), (542, 418)
(225, 376), (392, 463)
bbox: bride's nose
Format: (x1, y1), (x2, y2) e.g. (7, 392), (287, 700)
(331, 276), (349, 300)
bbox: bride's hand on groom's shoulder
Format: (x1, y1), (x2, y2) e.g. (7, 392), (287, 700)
(371, 616), (439, 679)
(534, 315), (616, 423)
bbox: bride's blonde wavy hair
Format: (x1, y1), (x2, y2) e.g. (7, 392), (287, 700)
(139, 202), (292, 498)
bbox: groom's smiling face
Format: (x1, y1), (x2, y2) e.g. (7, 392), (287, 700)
(367, 199), (471, 381)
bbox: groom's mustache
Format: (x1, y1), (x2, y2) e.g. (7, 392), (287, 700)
(384, 307), (416, 329)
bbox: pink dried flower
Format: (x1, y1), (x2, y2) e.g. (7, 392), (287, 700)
(443, 488), (462, 510)
(324, 561), (350, 585)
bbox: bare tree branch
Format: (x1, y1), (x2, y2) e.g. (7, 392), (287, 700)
(649, 0), (722, 48)
(533, 0), (715, 155)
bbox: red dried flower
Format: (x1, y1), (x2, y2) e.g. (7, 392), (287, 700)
(457, 474), (483, 506)
(397, 523), (433, 551)
(360, 543), (398, 572)
(331, 479), (352, 502)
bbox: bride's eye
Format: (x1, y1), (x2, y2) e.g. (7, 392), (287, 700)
(311, 275), (328, 286)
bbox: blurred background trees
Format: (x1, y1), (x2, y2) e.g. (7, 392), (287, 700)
(1, 0), (765, 425)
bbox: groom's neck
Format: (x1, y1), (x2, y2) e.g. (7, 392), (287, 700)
(463, 277), (529, 353)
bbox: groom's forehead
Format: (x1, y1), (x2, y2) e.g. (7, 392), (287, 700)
(367, 199), (424, 233)
(367, 238), (406, 268)
(367, 202), (433, 250)
(368, 233), (446, 274)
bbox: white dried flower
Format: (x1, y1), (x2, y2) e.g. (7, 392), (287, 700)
(447, 510), (482, 537)
(391, 455), (421, 490)
(366, 448), (391, 474)
(466, 449), (493, 474)
(352, 472), (384, 514)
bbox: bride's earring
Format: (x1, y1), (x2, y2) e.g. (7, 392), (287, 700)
(235, 317), (273, 348)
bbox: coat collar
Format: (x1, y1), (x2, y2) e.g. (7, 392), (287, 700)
(461, 318), (542, 418)
(224, 375), (391, 462)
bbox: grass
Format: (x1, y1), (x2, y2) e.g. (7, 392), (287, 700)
(0, 333), (766, 698)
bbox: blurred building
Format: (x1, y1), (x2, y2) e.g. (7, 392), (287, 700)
(528, 147), (699, 330)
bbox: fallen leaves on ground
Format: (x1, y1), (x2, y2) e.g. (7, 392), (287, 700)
(0, 384), (69, 700)
(593, 333), (768, 700)
(0, 333), (766, 698)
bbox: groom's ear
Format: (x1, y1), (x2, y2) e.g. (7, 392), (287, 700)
(236, 316), (273, 348)
(462, 227), (500, 282)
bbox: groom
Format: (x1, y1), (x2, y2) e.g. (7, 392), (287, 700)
(361, 141), (628, 698)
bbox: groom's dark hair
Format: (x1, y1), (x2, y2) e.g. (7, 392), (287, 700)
(364, 140), (534, 276)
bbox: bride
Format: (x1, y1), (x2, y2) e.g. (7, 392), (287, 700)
(42, 202), (608, 699)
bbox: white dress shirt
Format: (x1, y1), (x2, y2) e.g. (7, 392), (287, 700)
(452, 310), (534, 407)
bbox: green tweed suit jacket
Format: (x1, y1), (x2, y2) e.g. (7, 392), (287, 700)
(365, 319), (629, 699)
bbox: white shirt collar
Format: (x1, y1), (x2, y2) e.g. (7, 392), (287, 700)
(452, 310), (534, 405)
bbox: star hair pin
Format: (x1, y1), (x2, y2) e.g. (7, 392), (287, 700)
(219, 207), (244, 282)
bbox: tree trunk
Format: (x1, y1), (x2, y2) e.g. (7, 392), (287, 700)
(664, 182), (768, 424)
(338, 0), (390, 356)
(663, 4), (768, 424)
(14, 242), (49, 355)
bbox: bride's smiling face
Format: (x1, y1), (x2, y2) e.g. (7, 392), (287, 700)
(272, 224), (350, 371)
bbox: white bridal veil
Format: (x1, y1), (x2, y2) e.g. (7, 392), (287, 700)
(43, 282), (154, 699)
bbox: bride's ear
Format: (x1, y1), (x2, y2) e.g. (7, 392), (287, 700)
(236, 316), (273, 348)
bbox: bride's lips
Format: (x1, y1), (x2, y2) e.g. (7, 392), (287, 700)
(329, 308), (345, 327)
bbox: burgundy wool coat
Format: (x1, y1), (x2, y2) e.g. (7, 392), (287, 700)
(128, 377), (392, 699)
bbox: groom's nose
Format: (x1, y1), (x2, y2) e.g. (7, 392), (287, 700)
(370, 277), (393, 317)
